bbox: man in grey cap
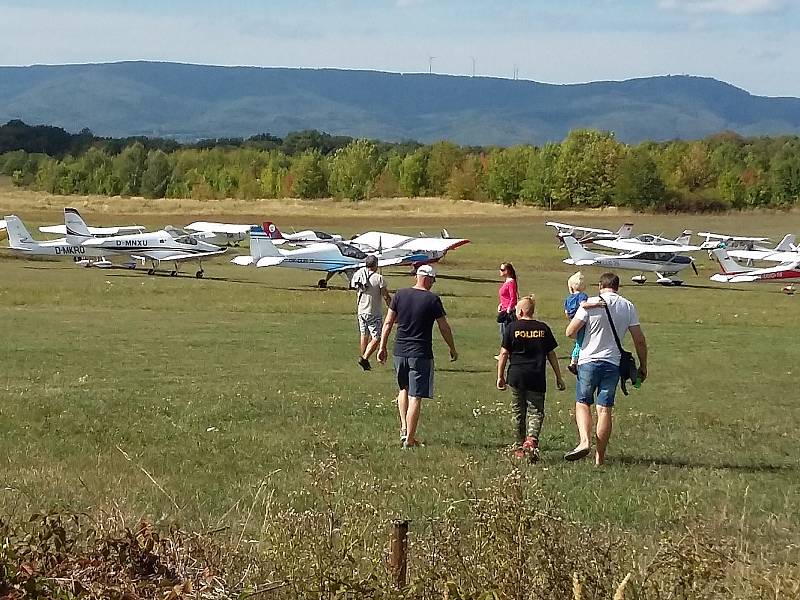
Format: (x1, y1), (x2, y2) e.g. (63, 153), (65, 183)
(352, 255), (391, 371)
(378, 264), (458, 448)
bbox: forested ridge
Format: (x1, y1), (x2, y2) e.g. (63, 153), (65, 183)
(2, 119), (799, 211)
(3, 62), (800, 145)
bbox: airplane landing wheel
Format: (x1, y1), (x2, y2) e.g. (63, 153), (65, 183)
(196, 270), (204, 279)
(170, 270), (178, 277)
(317, 278), (328, 288)
(147, 268), (155, 275)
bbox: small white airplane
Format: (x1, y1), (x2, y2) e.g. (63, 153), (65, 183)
(348, 229), (470, 266)
(724, 234), (797, 263)
(183, 222), (254, 246)
(710, 247), (800, 285)
(64, 208), (226, 278)
(232, 225), (405, 288)
(259, 222), (444, 268)
(593, 230), (700, 253)
(546, 222), (634, 245)
(5, 215), (117, 265)
(697, 231), (772, 251)
(39, 223), (146, 237)
(562, 234), (697, 285)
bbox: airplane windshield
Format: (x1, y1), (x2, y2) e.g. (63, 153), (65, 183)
(314, 231), (333, 240)
(637, 252), (676, 262)
(336, 242), (367, 259)
(175, 235), (198, 245)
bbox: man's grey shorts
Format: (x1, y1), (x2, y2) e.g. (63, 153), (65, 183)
(393, 356), (434, 398)
(357, 313), (382, 338)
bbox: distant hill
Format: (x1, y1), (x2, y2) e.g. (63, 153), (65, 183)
(1, 61), (799, 146)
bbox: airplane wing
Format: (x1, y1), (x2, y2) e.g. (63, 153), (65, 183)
(133, 249), (227, 262)
(698, 231), (770, 242)
(324, 256), (406, 272)
(727, 250), (800, 262)
(255, 257), (286, 267)
(40, 224), (145, 235)
(545, 222), (613, 235)
(185, 221), (254, 234)
(399, 237), (470, 252)
(376, 257), (406, 268)
(593, 239), (701, 252)
(78, 238), (109, 247)
(350, 231), (412, 250)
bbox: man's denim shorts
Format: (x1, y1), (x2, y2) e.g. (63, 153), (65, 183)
(576, 361), (620, 408)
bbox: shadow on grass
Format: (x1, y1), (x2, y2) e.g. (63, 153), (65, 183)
(98, 270), (338, 291)
(438, 367), (495, 374)
(616, 454), (798, 473)
(435, 273), (499, 284)
(668, 283), (765, 293)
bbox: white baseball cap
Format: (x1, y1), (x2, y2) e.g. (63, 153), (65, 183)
(416, 265), (437, 279)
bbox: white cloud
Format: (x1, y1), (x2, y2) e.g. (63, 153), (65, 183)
(658, 0), (784, 15)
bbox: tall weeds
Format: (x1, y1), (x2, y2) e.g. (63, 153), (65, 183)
(1, 456), (798, 599)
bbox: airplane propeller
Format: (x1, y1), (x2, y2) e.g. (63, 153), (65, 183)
(691, 259), (699, 276)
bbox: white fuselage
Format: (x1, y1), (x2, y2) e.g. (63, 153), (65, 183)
(12, 237), (110, 258)
(566, 253), (693, 276)
(267, 241), (368, 272)
(71, 230), (224, 261)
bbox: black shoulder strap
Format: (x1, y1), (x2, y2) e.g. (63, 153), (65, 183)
(601, 294), (625, 353)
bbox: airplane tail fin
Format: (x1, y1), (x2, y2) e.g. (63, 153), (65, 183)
(64, 207), (92, 244)
(775, 234), (796, 251)
(5, 215), (38, 249)
(674, 230), (693, 245)
(616, 223), (634, 239)
(262, 222), (284, 240)
(711, 247), (751, 275)
(562, 235), (599, 264)
(250, 226), (283, 260)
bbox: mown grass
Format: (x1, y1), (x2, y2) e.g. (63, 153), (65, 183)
(1, 191), (799, 576)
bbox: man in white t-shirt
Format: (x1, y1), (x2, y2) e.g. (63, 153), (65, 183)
(353, 255), (391, 371)
(564, 272), (648, 465)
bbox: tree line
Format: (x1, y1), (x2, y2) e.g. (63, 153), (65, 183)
(1, 120), (799, 210)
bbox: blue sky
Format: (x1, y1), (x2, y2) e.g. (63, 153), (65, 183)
(1, 0), (798, 96)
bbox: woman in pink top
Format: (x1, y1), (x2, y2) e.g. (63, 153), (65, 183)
(497, 262), (519, 342)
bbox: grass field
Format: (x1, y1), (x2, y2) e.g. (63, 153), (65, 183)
(1, 190), (799, 594)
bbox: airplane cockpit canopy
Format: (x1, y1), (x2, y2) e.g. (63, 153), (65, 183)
(635, 251), (691, 264)
(173, 234), (199, 245)
(335, 242), (367, 259)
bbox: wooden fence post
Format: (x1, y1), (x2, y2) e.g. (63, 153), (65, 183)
(389, 519), (409, 587)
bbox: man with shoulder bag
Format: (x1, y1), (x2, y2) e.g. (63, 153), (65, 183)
(564, 272), (648, 466)
(352, 255), (391, 371)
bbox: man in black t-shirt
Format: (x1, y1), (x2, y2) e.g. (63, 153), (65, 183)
(378, 265), (458, 449)
(497, 295), (565, 462)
